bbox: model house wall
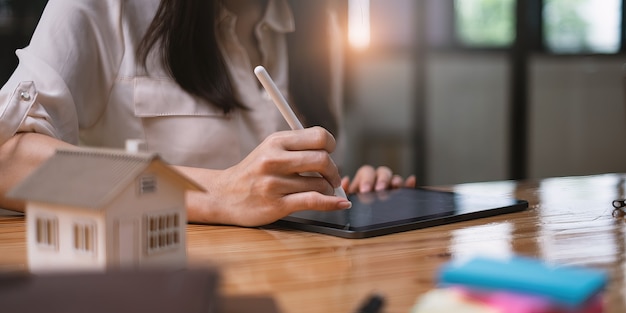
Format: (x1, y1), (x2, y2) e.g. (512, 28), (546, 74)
(8, 147), (203, 273)
(27, 203), (107, 271)
(102, 167), (189, 270)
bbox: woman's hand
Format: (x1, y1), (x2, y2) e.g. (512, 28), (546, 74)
(341, 165), (417, 194)
(181, 127), (352, 227)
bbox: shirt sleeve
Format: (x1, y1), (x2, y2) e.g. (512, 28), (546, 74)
(0, 0), (124, 146)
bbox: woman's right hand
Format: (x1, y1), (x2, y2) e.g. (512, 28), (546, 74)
(181, 126), (352, 227)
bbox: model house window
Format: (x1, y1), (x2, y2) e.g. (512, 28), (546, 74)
(35, 217), (58, 249)
(73, 223), (95, 254)
(146, 213), (180, 253)
(139, 175), (157, 194)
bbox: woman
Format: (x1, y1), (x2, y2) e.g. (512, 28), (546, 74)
(0, 0), (415, 226)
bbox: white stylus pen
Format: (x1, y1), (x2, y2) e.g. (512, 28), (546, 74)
(254, 65), (349, 200)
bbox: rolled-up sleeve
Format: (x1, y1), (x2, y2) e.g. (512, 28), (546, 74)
(0, 0), (123, 146)
(0, 50), (77, 145)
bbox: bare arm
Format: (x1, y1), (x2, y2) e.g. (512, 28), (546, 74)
(0, 129), (403, 226)
(0, 128), (350, 226)
(0, 133), (71, 212)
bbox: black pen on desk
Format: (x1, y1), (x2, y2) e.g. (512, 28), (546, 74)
(355, 293), (385, 313)
(254, 65), (349, 200)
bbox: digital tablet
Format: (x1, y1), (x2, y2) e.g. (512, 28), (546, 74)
(271, 187), (528, 239)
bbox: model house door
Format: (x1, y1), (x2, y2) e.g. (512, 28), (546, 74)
(116, 218), (138, 268)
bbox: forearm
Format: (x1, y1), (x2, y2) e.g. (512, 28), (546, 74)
(173, 165), (233, 225)
(0, 133), (70, 212)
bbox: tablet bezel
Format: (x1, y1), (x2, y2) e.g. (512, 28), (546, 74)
(270, 187), (529, 239)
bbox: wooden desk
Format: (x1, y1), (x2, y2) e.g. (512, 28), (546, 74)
(1, 174), (625, 313)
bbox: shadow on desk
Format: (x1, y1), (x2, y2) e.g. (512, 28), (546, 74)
(0, 208), (23, 216)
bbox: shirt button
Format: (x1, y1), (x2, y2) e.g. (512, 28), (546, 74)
(20, 90), (31, 101)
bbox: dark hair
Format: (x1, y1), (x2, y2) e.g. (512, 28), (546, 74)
(138, 0), (341, 135)
(137, 0), (242, 114)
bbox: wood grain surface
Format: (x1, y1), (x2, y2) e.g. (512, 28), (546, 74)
(1, 174), (625, 313)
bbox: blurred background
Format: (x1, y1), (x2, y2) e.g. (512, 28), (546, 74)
(1, 0), (625, 186)
(342, 0), (626, 185)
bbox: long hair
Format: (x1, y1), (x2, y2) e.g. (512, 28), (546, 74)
(137, 0), (241, 114)
(137, 0), (341, 135)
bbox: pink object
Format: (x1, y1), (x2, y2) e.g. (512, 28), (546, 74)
(456, 287), (604, 313)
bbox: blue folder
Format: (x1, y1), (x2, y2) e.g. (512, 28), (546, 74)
(438, 256), (608, 306)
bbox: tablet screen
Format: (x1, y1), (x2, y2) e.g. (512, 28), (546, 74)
(272, 188), (528, 239)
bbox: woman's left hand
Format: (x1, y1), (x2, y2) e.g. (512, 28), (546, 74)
(341, 165), (417, 194)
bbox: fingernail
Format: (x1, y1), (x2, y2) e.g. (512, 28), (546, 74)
(375, 182), (386, 191)
(360, 183), (371, 193)
(338, 200), (352, 210)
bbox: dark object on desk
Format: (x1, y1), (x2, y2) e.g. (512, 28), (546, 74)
(222, 295), (283, 313)
(355, 293), (385, 313)
(272, 187), (528, 239)
(612, 199), (626, 218)
(0, 269), (220, 313)
(612, 199), (626, 210)
(0, 269), (281, 313)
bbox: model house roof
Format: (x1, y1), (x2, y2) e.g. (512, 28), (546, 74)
(7, 147), (204, 209)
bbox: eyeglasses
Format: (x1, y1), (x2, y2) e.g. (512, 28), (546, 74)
(612, 199), (626, 217)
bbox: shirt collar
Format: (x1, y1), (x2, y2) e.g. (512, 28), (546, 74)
(218, 0), (295, 33)
(263, 0), (295, 33)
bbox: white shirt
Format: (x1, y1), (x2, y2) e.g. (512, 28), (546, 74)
(0, 0), (342, 169)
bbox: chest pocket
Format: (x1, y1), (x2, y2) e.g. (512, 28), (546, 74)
(134, 77), (223, 117)
(133, 77), (241, 169)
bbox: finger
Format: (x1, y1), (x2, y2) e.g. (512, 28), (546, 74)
(262, 128), (341, 188)
(374, 166), (393, 191)
(263, 175), (336, 196)
(258, 149), (342, 188)
(391, 175), (404, 189)
(292, 150), (342, 187)
(282, 192), (352, 214)
(350, 165), (375, 193)
(405, 175), (417, 188)
(341, 176), (351, 193)
(296, 176), (336, 196)
(271, 127), (337, 153)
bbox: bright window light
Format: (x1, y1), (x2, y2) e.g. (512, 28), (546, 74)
(544, 0), (621, 53)
(455, 0), (515, 47)
(349, 0), (371, 50)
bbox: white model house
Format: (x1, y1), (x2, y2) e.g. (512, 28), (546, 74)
(7, 146), (203, 273)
